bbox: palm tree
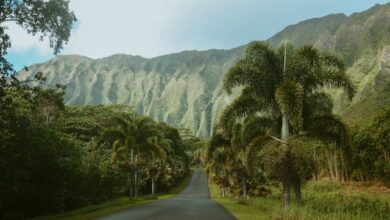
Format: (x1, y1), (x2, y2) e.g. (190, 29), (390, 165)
(207, 132), (231, 198)
(146, 136), (171, 195)
(104, 116), (156, 199)
(208, 118), (270, 199)
(104, 117), (135, 200)
(219, 41), (355, 209)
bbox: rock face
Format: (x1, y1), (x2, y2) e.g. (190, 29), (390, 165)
(267, 3), (390, 121)
(17, 48), (245, 137)
(17, 2), (390, 136)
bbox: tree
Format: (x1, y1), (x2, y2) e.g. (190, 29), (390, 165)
(207, 132), (231, 198)
(0, 0), (76, 56)
(0, 0), (77, 136)
(351, 108), (390, 181)
(31, 85), (66, 126)
(105, 116), (157, 199)
(219, 41), (355, 209)
(146, 136), (170, 195)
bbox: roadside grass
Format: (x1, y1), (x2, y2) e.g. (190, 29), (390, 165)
(32, 170), (193, 220)
(209, 179), (390, 220)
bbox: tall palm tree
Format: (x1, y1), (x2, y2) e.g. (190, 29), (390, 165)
(104, 116), (156, 199)
(207, 133), (231, 198)
(219, 41), (355, 209)
(146, 136), (171, 195)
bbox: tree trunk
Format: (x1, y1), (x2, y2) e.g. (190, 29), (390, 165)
(129, 147), (134, 200)
(152, 177), (155, 195)
(282, 152), (291, 210)
(134, 154), (138, 198)
(333, 149), (339, 181)
(128, 172), (133, 200)
(325, 148), (335, 180)
(293, 177), (301, 205)
(242, 176), (248, 199)
(281, 115), (291, 210)
(151, 153), (155, 196)
(134, 170), (138, 198)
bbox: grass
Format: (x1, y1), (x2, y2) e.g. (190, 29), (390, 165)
(209, 180), (390, 220)
(209, 183), (274, 220)
(32, 171), (193, 220)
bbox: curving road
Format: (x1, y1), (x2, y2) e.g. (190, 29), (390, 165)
(98, 169), (235, 220)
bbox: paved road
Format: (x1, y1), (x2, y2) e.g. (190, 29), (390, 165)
(98, 169), (235, 220)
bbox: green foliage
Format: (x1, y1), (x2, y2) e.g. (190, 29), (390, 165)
(0, 87), (189, 219)
(209, 41), (355, 209)
(0, 0), (77, 55)
(276, 81), (304, 131)
(210, 180), (390, 220)
(351, 108), (390, 181)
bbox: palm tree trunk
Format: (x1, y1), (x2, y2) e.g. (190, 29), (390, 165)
(282, 153), (291, 210)
(281, 115), (291, 210)
(326, 148), (335, 180)
(128, 172), (133, 200)
(333, 149), (339, 181)
(293, 177), (301, 205)
(128, 147), (135, 200)
(134, 154), (138, 198)
(242, 175), (248, 199)
(152, 177), (155, 195)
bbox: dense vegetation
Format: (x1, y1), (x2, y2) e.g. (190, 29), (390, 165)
(206, 41), (390, 217)
(0, 1), (189, 219)
(1, 1), (389, 219)
(0, 87), (189, 220)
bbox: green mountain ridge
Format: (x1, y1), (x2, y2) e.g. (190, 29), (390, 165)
(17, 2), (390, 136)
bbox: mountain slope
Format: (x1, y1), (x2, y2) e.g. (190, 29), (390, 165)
(267, 2), (390, 121)
(17, 2), (390, 135)
(17, 48), (245, 137)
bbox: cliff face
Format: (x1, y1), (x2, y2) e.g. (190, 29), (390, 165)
(17, 48), (245, 137)
(267, 3), (390, 121)
(17, 3), (390, 135)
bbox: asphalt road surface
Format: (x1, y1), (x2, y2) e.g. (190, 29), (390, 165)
(98, 169), (235, 220)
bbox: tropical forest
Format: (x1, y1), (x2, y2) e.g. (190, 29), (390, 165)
(0, 1), (389, 220)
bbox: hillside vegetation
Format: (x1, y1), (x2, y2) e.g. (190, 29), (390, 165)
(18, 2), (390, 134)
(205, 41), (390, 220)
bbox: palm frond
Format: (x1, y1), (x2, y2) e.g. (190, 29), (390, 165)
(219, 87), (269, 137)
(102, 128), (126, 143)
(320, 52), (345, 71)
(112, 116), (129, 134)
(223, 41), (282, 101)
(231, 123), (243, 151)
(276, 81), (304, 132)
(320, 67), (356, 100)
(208, 132), (230, 157)
(245, 135), (270, 174)
(307, 114), (349, 149)
(241, 116), (274, 146)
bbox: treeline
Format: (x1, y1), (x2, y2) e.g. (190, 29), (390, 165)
(0, 81), (189, 220)
(351, 109), (390, 181)
(206, 41), (390, 210)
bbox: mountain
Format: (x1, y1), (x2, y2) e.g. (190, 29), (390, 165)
(17, 48), (246, 137)
(267, 3), (390, 122)
(17, 2), (390, 136)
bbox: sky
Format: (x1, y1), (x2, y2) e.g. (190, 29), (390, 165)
(5, 0), (390, 71)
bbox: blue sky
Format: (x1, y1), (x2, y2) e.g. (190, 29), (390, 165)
(6, 0), (389, 71)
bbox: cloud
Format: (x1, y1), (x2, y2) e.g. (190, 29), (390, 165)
(6, 22), (51, 55)
(4, 0), (390, 68)
(63, 0), (181, 58)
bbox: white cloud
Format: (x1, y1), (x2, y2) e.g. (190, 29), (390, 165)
(5, 0), (390, 61)
(6, 0), (182, 58)
(63, 0), (181, 58)
(6, 22), (51, 55)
